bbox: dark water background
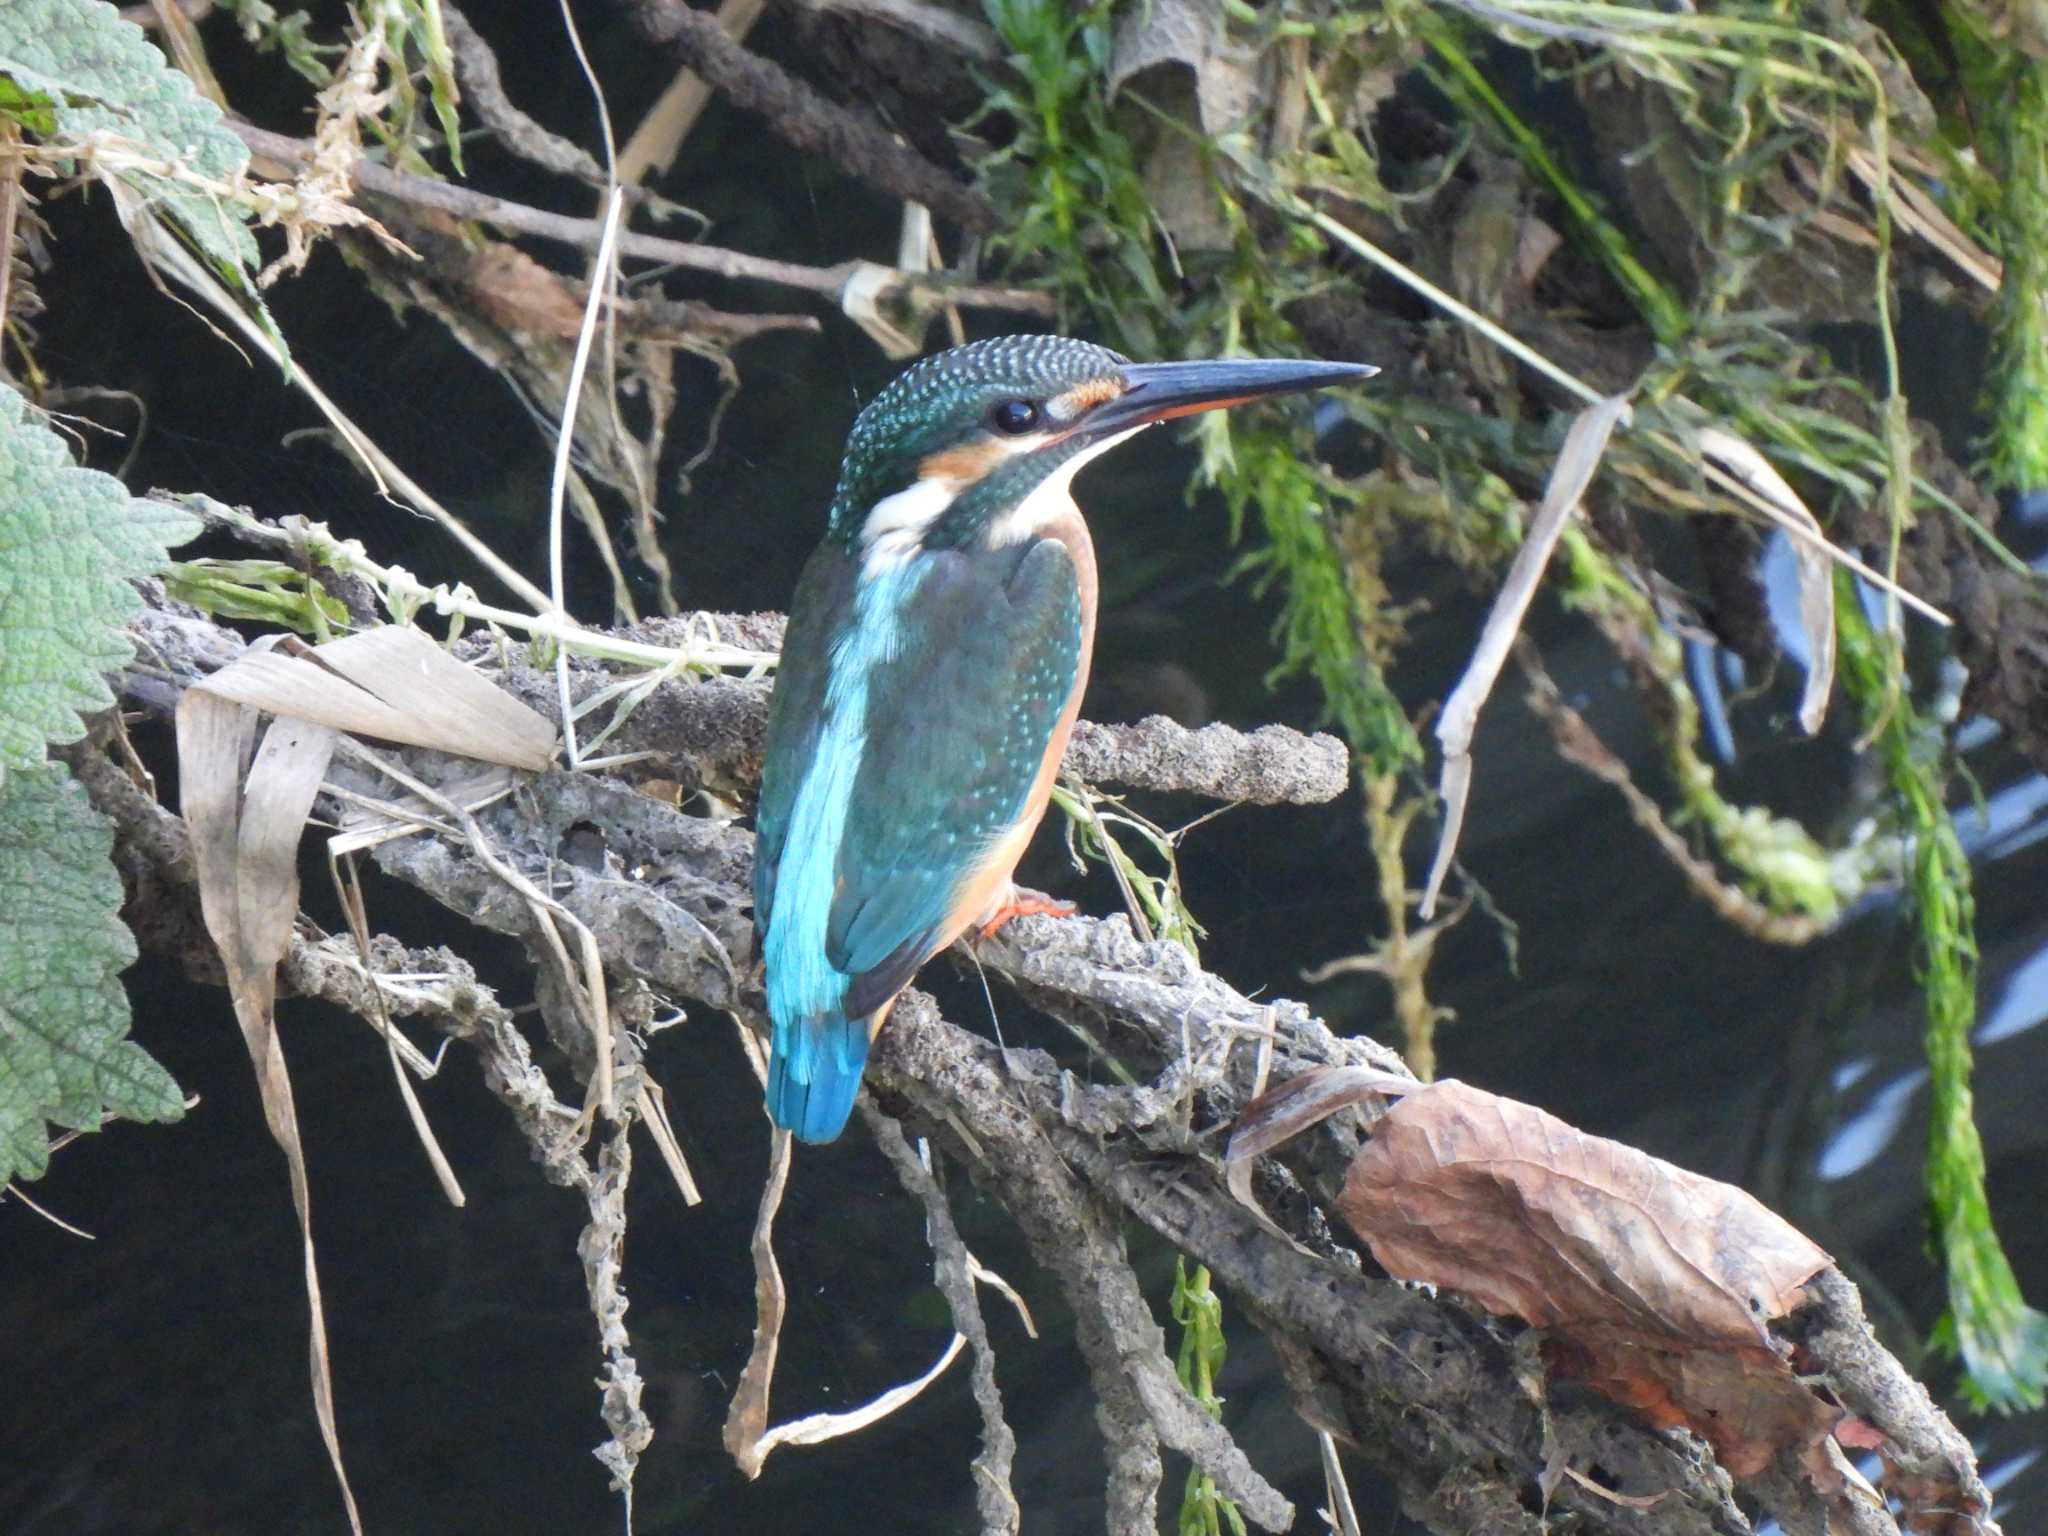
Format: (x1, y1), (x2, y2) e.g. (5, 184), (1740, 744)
(2, 4), (2044, 1531)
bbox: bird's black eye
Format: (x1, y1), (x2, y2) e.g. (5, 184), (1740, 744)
(989, 399), (1041, 435)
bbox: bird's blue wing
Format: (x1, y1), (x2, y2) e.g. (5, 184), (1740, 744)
(754, 535), (1080, 1141)
(754, 540), (859, 931)
(829, 538), (1083, 1013)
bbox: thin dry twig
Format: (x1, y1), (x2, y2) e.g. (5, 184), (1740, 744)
(624, 0), (998, 232)
(551, 188), (628, 769)
(442, 4), (611, 184)
(118, 220), (555, 612)
(723, 1125), (793, 1478)
(877, 993), (1296, 1535)
(619, 0), (768, 183)
(329, 850), (467, 1206)
(230, 124), (1052, 317)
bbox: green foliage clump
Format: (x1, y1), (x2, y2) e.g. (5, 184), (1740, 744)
(981, 0), (1420, 770)
(0, 379), (198, 1176)
(1837, 581), (2048, 1412)
(0, 0), (264, 289)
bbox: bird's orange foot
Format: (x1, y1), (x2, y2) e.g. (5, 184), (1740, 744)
(975, 887), (1079, 943)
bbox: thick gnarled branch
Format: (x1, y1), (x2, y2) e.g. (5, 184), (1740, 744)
(104, 592), (1998, 1536)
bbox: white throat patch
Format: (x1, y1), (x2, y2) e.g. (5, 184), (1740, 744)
(857, 424), (1144, 577)
(858, 477), (958, 579)
(983, 427), (1143, 547)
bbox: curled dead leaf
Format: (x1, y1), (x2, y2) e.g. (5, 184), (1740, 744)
(1333, 1079), (1847, 1494)
(175, 622), (558, 1530)
(1339, 1080), (1829, 1347)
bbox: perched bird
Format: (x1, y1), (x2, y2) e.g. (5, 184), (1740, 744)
(754, 335), (1375, 1142)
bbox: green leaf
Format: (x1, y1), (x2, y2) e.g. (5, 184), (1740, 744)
(0, 0), (261, 281)
(0, 761), (183, 1183)
(0, 384), (200, 773)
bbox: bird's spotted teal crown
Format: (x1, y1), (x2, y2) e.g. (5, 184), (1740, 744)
(827, 335), (1130, 542)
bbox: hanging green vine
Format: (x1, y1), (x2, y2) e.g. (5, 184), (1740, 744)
(1837, 581), (2048, 1411)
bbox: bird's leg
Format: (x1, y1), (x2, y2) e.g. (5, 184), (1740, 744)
(974, 884), (1079, 943)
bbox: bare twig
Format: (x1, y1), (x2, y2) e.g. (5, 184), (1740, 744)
(1062, 717), (1350, 805)
(477, 645), (1352, 807)
(878, 990), (1295, 1534)
(800, 0), (1001, 60)
(230, 124), (1049, 316)
(619, 0), (769, 183)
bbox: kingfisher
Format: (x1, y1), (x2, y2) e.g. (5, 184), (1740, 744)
(753, 335), (1375, 1142)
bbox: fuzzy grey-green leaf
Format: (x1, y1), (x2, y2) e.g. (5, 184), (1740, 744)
(0, 385), (200, 772)
(0, 762), (183, 1183)
(0, 0), (259, 275)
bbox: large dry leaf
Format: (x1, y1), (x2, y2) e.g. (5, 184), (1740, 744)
(172, 622), (558, 1531)
(196, 626), (557, 769)
(1337, 1079), (1840, 1484)
(176, 688), (359, 1533)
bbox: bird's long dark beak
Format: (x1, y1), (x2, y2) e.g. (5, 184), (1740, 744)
(1082, 356), (1378, 439)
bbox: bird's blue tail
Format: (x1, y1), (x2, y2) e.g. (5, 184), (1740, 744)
(766, 1011), (870, 1143)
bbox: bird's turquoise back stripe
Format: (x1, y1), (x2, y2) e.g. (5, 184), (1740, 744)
(762, 562), (923, 1039)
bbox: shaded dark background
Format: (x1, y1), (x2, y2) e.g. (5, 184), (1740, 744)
(2, 3), (2043, 1531)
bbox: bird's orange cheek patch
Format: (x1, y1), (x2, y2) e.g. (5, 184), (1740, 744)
(918, 439), (1013, 489)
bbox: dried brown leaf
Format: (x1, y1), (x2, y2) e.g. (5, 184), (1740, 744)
(1335, 1079), (1841, 1489)
(198, 627), (558, 769)
(1340, 1079), (1829, 1345)
(1225, 1065), (1415, 1165)
(169, 622), (556, 1531)
(175, 688), (361, 1533)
